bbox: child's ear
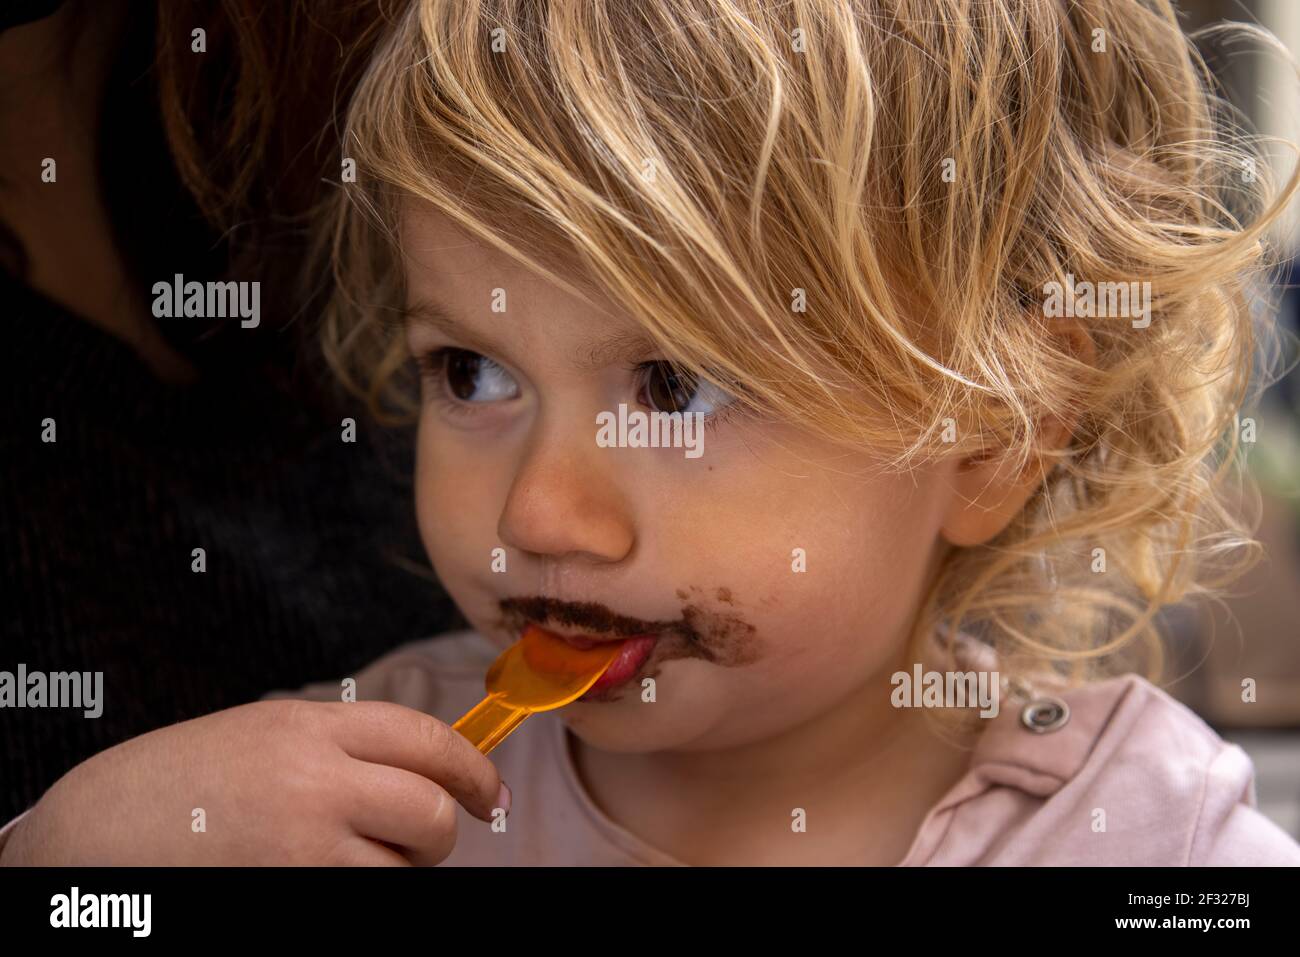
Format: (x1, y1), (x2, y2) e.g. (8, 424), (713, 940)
(938, 319), (1094, 548)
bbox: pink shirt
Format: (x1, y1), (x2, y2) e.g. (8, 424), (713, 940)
(3, 629), (1297, 865)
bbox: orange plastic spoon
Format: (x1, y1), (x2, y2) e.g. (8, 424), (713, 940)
(452, 624), (622, 755)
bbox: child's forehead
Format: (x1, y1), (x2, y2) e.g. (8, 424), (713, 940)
(399, 199), (658, 346)
(398, 197), (600, 299)
(398, 201), (510, 275)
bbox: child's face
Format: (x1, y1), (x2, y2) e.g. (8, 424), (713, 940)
(402, 203), (978, 753)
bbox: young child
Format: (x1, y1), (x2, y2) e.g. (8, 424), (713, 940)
(4, 0), (1300, 865)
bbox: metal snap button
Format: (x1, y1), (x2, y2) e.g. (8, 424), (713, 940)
(1021, 696), (1070, 733)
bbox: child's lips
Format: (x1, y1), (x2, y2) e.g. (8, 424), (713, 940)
(495, 593), (763, 694)
(581, 634), (658, 694)
(525, 625), (658, 697)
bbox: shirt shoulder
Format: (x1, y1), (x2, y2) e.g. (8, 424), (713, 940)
(910, 673), (1300, 865)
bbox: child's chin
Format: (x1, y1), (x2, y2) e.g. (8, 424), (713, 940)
(561, 706), (680, 753)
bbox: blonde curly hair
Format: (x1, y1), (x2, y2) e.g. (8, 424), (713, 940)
(317, 0), (1299, 695)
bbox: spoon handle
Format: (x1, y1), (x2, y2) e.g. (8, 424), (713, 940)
(452, 694), (531, 755)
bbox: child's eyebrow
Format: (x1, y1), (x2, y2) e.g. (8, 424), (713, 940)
(401, 297), (662, 371)
(576, 328), (660, 370)
(400, 299), (496, 356)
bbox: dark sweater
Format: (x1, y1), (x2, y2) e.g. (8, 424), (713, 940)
(0, 276), (463, 821)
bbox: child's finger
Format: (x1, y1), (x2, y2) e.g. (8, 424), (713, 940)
(322, 701), (505, 823)
(343, 761), (459, 866)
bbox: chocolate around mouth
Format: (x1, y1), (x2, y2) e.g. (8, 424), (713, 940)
(494, 592), (762, 690)
(497, 596), (693, 642)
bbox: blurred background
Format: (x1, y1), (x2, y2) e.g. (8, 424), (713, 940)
(1165, 0), (1300, 838)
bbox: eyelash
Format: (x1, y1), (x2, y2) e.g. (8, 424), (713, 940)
(414, 348), (742, 432)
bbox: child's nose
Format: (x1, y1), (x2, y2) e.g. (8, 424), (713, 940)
(497, 433), (635, 564)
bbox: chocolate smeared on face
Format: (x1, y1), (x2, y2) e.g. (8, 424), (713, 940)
(497, 596), (681, 638)
(495, 591), (761, 702)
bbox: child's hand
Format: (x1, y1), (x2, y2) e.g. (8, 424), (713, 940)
(0, 700), (507, 865)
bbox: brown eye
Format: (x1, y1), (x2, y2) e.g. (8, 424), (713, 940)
(445, 349), (482, 400)
(643, 361), (698, 413)
(430, 348), (519, 403)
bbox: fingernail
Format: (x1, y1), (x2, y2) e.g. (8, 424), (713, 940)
(497, 781), (512, 816)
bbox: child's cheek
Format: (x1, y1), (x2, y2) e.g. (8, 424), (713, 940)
(664, 492), (941, 713)
(413, 419), (502, 589)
